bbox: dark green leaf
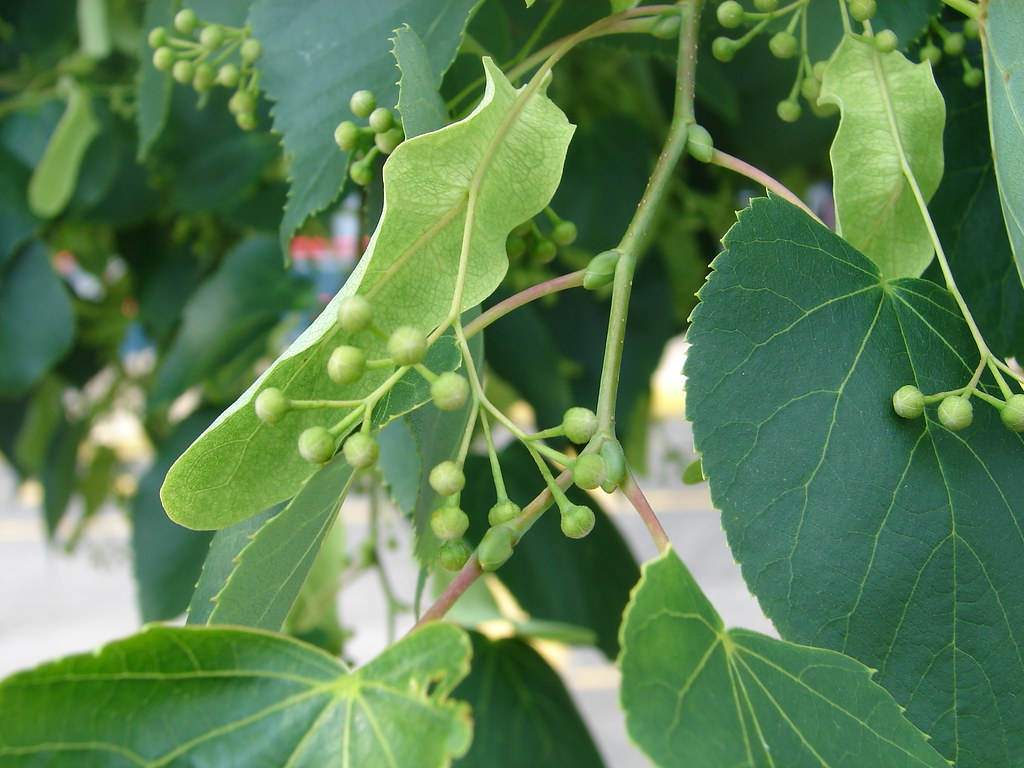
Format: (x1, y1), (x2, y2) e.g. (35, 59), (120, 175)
(41, 419), (85, 536)
(0, 243), (74, 395)
(249, 0), (481, 250)
(453, 632), (606, 767)
(0, 624), (473, 767)
(685, 195), (1024, 767)
(136, 0), (177, 159)
(0, 146), (39, 267)
(393, 24), (449, 138)
(620, 549), (949, 768)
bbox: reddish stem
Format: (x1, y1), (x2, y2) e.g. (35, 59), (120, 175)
(621, 471), (671, 553)
(463, 269), (585, 339)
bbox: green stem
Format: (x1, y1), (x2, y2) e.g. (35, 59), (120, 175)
(480, 410), (508, 499)
(463, 269), (585, 339)
(939, 0), (979, 19)
(596, 0), (703, 432)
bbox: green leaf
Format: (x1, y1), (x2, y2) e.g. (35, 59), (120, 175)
(619, 549), (949, 768)
(819, 37), (945, 279)
(132, 410), (217, 622)
(982, 0), (1024, 285)
(0, 243), (74, 395)
(393, 24), (449, 138)
(248, 0), (481, 250)
(462, 442), (639, 659)
(149, 235), (309, 410)
(77, 0), (111, 59)
(161, 58), (574, 529)
(0, 147), (39, 267)
(685, 195), (1024, 767)
(135, 0), (177, 160)
(284, 516), (347, 654)
(610, 0), (638, 12)
(453, 632), (606, 767)
(27, 80), (100, 218)
(0, 624), (473, 767)
(206, 454), (354, 630)
(928, 52), (1024, 360)
(802, 1), (941, 63)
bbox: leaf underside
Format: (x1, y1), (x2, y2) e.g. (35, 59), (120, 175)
(685, 195), (1024, 767)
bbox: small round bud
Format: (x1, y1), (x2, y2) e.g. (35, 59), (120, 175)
(937, 395), (973, 431)
(229, 89), (256, 115)
(430, 505), (469, 541)
(236, 111), (257, 131)
(892, 385), (925, 419)
(651, 13), (681, 39)
(172, 59), (195, 85)
(776, 99), (801, 122)
(199, 24), (224, 50)
(551, 220), (577, 246)
(534, 238), (557, 263)
(255, 387), (288, 424)
(173, 8), (197, 35)
(374, 127), (404, 155)
(437, 540), (471, 571)
(429, 461), (465, 497)
(573, 453), (607, 491)
(943, 33), (965, 56)
(599, 439), (627, 486)
(431, 372), (470, 411)
(685, 124), (714, 163)
(152, 46), (175, 72)
(387, 326), (428, 366)
(299, 426), (335, 464)
(327, 345), (366, 385)
(336, 295), (373, 333)
(963, 67), (983, 88)
(712, 37), (737, 62)
(478, 524), (515, 571)
(800, 76), (821, 101)
(217, 64), (240, 88)
(812, 61), (827, 81)
(368, 107), (393, 133)
(873, 29), (898, 53)
(488, 499), (521, 526)
(343, 432), (378, 469)
(148, 27), (168, 49)
(349, 160), (373, 186)
(919, 44), (942, 67)
(584, 250), (619, 290)
(193, 62), (215, 93)
(753, 0), (778, 10)
(560, 504), (596, 539)
(1000, 394), (1024, 432)
(506, 233), (527, 259)
(240, 38), (263, 64)
(963, 19), (979, 39)
(349, 89), (376, 118)
(717, 1), (745, 28)
(562, 407), (598, 445)
(847, 0), (876, 22)
(334, 121), (359, 150)
(769, 31), (798, 59)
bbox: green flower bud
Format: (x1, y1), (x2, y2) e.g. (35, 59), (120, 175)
(217, 64), (240, 88)
(334, 121), (359, 150)
(478, 524), (515, 571)
(437, 539), (471, 571)
(349, 160), (373, 186)
(431, 372), (470, 411)
(374, 127), (404, 156)
(506, 233), (527, 259)
(229, 89), (256, 116)
(327, 345), (366, 385)
(534, 238), (557, 263)
(776, 99), (801, 122)
(192, 62), (215, 93)
(943, 32), (965, 56)
(847, 0), (876, 22)
(349, 89), (376, 118)
(937, 395), (972, 431)
(488, 499), (521, 526)
(429, 460), (465, 497)
(716, 1), (745, 29)
(599, 439), (627, 486)
(891, 385), (925, 419)
(255, 387), (288, 424)
(240, 38), (263, 64)
(1000, 394), (1024, 432)
(919, 43), (942, 67)
(152, 46), (175, 72)
(551, 220), (577, 246)
(874, 29), (898, 53)
(173, 8), (197, 35)
(235, 111), (257, 131)
(299, 426), (335, 464)
(573, 453), (606, 491)
(387, 325), (428, 366)
(685, 124), (714, 163)
(963, 19), (979, 39)
(199, 24), (224, 50)
(431, 505), (469, 541)
(172, 59), (195, 85)
(712, 37), (737, 63)
(584, 250), (619, 290)
(343, 432), (379, 469)
(963, 67), (983, 88)
(336, 295), (373, 333)
(560, 504), (596, 539)
(562, 406), (598, 445)
(368, 107), (394, 133)
(148, 27), (168, 49)
(769, 31), (798, 60)
(651, 12), (681, 40)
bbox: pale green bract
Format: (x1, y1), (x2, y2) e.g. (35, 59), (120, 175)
(0, 624), (473, 767)
(619, 549), (949, 768)
(982, 0), (1024, 287)
(160, 58), (574, 530)
(819, 37), (945, 279)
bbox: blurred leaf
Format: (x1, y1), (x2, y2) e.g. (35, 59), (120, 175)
(249, 0), (481, 250)
(12, 375), (64, 476)
(462, 442), (639, 659)
(982, 0), (1024, 285)
(619, 549), (949, 768)
(820, 37), (944, 278)
(0, 624), (473, 767)
(0, 243), (74, 395)
(0, 147), (39, 267)
(41, 419), (86, 536)
(27, 81), (100, 218)
(453, 632), (606, 768)
(161, 59), (573, 529)
(150, 235), (308, 410)
(803, 0), (941, 63)
(393, 24), (449, 138)
(133, 409), (218, 622)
